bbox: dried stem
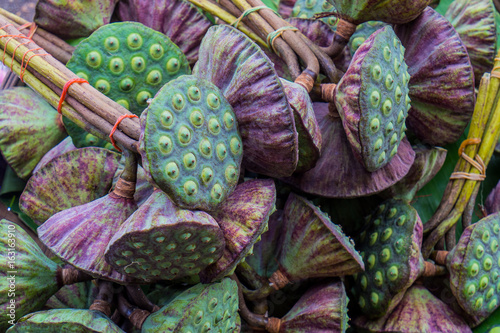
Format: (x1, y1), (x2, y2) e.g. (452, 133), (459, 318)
(125, 285), (160, 313)
(299, 33), (343, 84)
(117, 294), (151, 330)
(89, 281), (115, 317)
(231, 274), (269, 329)
(462, 181), (481, 229)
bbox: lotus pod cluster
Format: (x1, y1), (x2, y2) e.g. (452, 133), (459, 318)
(139, 75), (243, 211)
(105, 189), (225, 282)
(66, 21), (190, 148)
(142, 278), (240, 332)
(291, 0), (338, 26)
(348, 21), (387, 56)
(335, 25), (411, 172)
(6, 309), (124, 332)
(352, 199), (425, 318)
(447, 212), (500, 323)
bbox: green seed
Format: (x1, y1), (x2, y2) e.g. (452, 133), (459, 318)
(95, 79), (110, 94)
(86, 51), (101, 68)
(201, 167), (214, 184)
(217, 143), (227, 161)
(388, 266), (399, 281)
(158, 136), (173, 154)
(491, 239), (499, 253)
(374, 138), (383, 151)
(466, 283), (476, 297)
(211, 184), (223, 200)
(223, 112), (235, 129)
(225, 164), (238, 183)
(166, 57), (180, 74)
(178, 126), (192, 145)
(208, 118), (221, 135)
(374, 271), (383, 286)
(230, 137), (242, 155)
(487, 287), (495, 300)
(190, 109), (204, 127)
(370, 292), (379, 305)
(394, 238), (404, 253)
(372, 65), (382, 81)
(136, 91), (151, 106)
(199, 139), (212, 157)
(149, 43), (164, 59)
(160, 110), (174, 128)
(385, 74), (394, 90)
(476, 244), (485, 259)
(367, 254), (376, 269)
(119, 77), (135, 92)
(385, 121), (394, 134)
(131, 56), (146, 73)
(483, 230), (491, 243)
(395, 86), (402, 104)
(397, 110), (405, 123)
(383, 46), (391, 61)
(370, 118), (380, 132)
(381, 228), (393, 241)
(188, 86), (201, 101)
(369, 232), (378, 246)
(109, 57), (124, 74)
(172, 93), (185, 110)
(127, 33), (143, 49)
(359, 296), (366, 308)
(484, 257), (493, 271)
(488, 299), (498, 311)
(380, 248), (391, 263)
(480, 276), (489, 290)
(183, 153), (196, 169)
(207, 93), (220, 109)
(378, 152), (386, 164)
(84, 133), (98, 146)
(475, 297), (484, 310)
(370, 90), (381, 108)
(390, 133), (398, 145)
(382, 99), (393, 116)
(104, 36), (119, 51)
(396, 215), (406, 226)
(165, 162), (179, 179)
(147, 70), (162, 85)
(469, 262), (480, 277)
(360, 274), (368, 290)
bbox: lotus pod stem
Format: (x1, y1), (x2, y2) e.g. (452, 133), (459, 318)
(126, 285), (160, 313)
(89, 281), (114, 317)
(56, 266), (94, 288)
(118, 294), (151, 329)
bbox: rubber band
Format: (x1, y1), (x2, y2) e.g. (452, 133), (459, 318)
(458, 138), (481, 156)
(56, 77), (89, 113)
(1, 34), (31, 65)
(231, 6), (275, 28)
(0, 24), (13, 31)
(266, 26), (298, 53)
(110, 114), (139, 152)
(20, 49), (48, 82)
(10, 40), (32, 70)
(449, 138), (486, 181)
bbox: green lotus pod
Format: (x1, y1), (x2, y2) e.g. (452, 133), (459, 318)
(352, 199), (425, 318)
(147, 284), (192, 308)
(447, 212), (500, 325)
(353, 285), (472, 332)
(20, 147), (121, 225)
(139, 75), (243, 211)
(335, 25), (411, 172)
(6, 309), (124, 332)
(199, 179), (276, 283)
(291, 0), (338, 26)
(105, 189), (225, 282)
(65, 21), (190, 148)
(0, 220), (59, 331)
(45, 281), (97, 310)
(142, 278), (240, 332)
(280, 79), (322, 173)
(348, 21), (387, 56)
(445, 0), (497, 86)
(275, 193), (364, 284)
(0, 87), (66, 179)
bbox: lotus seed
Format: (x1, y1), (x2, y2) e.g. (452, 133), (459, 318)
(378, 152), (386, 164)
(225, 165), (238, 183)
(208, 118), (221, 135)
(372, 65), (382, 81)
(374, 271), (384, 286)
(475, 297), (484, 310)
(360, 275), (368, 290)
(84, 133), (98, 145)
(155, 236), (165, 243)
(497, 281), (500, 292)
(122, 250), (132, 256)
(466, 283), (476, 297)
(125, 267), (137, 274)
(149, 43), (164, 59)
(216, 143), (227, 161)
(385, 74), (394, 90)
(211, 184), (223, 200)
(476, 244), (485, 259)
(143, 248), (154, 255)
(190, 109), (204, 127)
(390, 133), (398, 145)
(470, 262), (480, 277)
(370, 118), (380, 132)
(165, 162), (180, 180)
(390, 145), (398, 157)
(206, 258), (215, 264)
(166, 57), (180, 74)
(109, 57), (124, 74)
(352, 37), (365, 51)
(380, 248), (391, 263)
(492, 240), (499, 253)
(178, 127), (192, 145)
(480, 276), (490, 290)
(119, 77), (135, 92)
(370, 90), (381, 108)
(396, 215), (406, 226)
(136, 90), (151, 106)
(230, 137), (242, 155)
(188, 86), (201, 101)
(369, 232), (378, 246)
(367, 254), (376, 269)
(394, 238), (404, 253)
(487, 287), (495, 300)
(160, 261), (171, 268)
(387, 207), (397, 218)
(184, 180), (198, 195)
(127, 33), (143, 49)
(383, 46), (391, 61)
(171, 268), (179, 275)
(394, 58), (400, 74)
(86, 51), (101, 68)
(382, 99), (393, 116)
(374, 138), (383, 152)
(154, 255), (165, 261)
(484, 257), (493, 271)
(397, 111), (405, 123)
(388, 266), (398, 281)
(147, 70), (162, 85)
(158, 136), (173, 154)
(76, 72), (89, 81)
(95, 79), (110, 94)
(371, 292), (379, 305)
(494, 224), (500, 234)
(172, 93), (185, 110)
(131, 56), (146, 73)
(202, 236), (211, 243)
(201, 167), (214, 184)
(195, 310), (204, 324)
(207, 93), (220, 109)
(209, 247), (217, 253)
(115, 259), (128, 266)
(373, 218), (381, 226)
(381, 228), (393, 242)
(489, 299), (498, 311)
(104, 36), (119, 51)
(223, 112), (235, 129)
(493, 271), (499, 282)
(385, 121), (394, 134)
(483, 230), (491, 243)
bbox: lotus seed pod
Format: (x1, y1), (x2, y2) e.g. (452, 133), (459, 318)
(280, 79), (322, 173)
(0, 87), (66, 179)
(276, 279), (349, 332)
(275, 193), (364, 283)
(0, 220), (59, 331)
(116, 0), (212, 65)
(394, 7), (475, 146)
(45, 281), (97, 310)
(20, 147), (121, 225)
(105, 189), (225, 282)
(328, 0), (429, 24)
(447, 212), (500, 324)
(33, 137), (76, 174)
(199, 179), (276, 283)
(445, 0), (496, 86)
(353, 285), (472, 332)
(348, 21), (388, 56)
(485, 180), (500, 215)
(282, 103), (415, 198)
(193, 25), (299, 178)
(139, 75), (242, 211)
(334, 25), (410, 172)
(352, 199), (425, 318)
(142, 278), (240, 332)
(65, 21), (190, 148)
(34, 0), (119, 39)
(291, 0), (338, 26)
(6, 309), (124, 332)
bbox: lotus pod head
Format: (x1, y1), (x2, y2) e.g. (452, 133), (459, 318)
(113, 153), (154, 207)
(193, 24), (299, 178)
(280, 79), (322, 173)
(20, 147), (121, 225)
(353, 285), (472, 332)
(445, 0), (497, 86)
(33, 137), (76, 174)
(335, 25), (411, 172)
(38, 186), (139, 283)
(446, 212), (500, 324)
(6, 309), (124, 332)
(45, 281), (97, 310)
(394, 7), (475, 146)
(199, 179), (276, 283)
(277, 279), (349, 332)
(348, 21), (388, 56)
(0, 220), (59, 332)
(282, 103), (415, 198)
(65, 21), (190, 148)
(116, 0), (212, 65)
(34, 0), (119, 39)
(139, 75), (243, 211)
(352, 199), (425, 318)
(291, 0), (338, 26)
(485, 180), (500, 215)
(276, 193), (364, 283)
(0, 87), (66, 179)
(142, 278), (240, 332)
(105, 189), (225, 282)
(328, 0), (430, 24)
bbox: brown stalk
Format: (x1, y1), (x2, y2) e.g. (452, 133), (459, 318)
(117, 294), (151, 330)
(55, 266), (93, 288)
(319, 18), (357, 59)
(231, 274), (269, 329)
(299, 33), (343, 84)
(429, 250), (449, 266)
(89, 281), (115, 317)
(125, 285), (160, 313)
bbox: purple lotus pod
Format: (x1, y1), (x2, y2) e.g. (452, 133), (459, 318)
(282, 103), (415, 198)
(0, 87), (66, 179)
(116, 0), (212, 65)
(105, 188), (225, 282)
(394, 7), (475, 146)
(6, 309), (124, 332)
(271, 193), (363, 287)
(353, 285), (472, 333)
(380, 144), (447, 201)
(113, 154), (154, 207)
(280, 79), (322, 172)
(200, 179), (276, 283)
(193, 25), (299, 178)
(269, 279), (348, 332)
(45, 281), (97, 310)
(38, 172), (139, 283)
(279, 0), (297, 18)
(33, 137), (76, 174)
(485, 180), (500, 215)
(445, 0), (497, 86)
(352, 199), (424, 318)
(446, 212), (500, 325)
(329, 0), (429, 24)
(34, 0), (119, 39)
(20, 147), (121, 225)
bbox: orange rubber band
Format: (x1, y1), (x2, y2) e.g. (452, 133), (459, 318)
(10, 40), (31, 70)
(1, 35), (31, 65)
(20, 48), (48, 81)
(57, 78), (89, 113)
(458, 138), (481, 156)
(110, 115), (139, 152)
